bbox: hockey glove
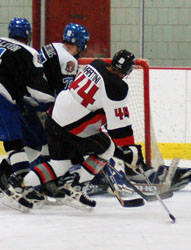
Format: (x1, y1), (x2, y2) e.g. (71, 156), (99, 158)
(122, 145), (144, 172)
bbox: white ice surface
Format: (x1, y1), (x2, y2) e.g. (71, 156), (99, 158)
(0, 158), (190, 250)
(0, 184), (191, 250)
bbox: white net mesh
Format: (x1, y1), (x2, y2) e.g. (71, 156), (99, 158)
(123, 65), (164, 168)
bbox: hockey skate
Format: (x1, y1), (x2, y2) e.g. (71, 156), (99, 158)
(0, 158), (13, 192)
(1, 174), (45, 212)
(39, 180), (67, 205)
(85, 172), (108, 196)
(43, 173), (96, 211)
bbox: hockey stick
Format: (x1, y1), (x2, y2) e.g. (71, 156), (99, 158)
(107, 163), (173, 202)
(101, 170), (145, 208)
(165, 157), (179, 188)
(136, 158), (179, 195)
(138, 166), (176, 223)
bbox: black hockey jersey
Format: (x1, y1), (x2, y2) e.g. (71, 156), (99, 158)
(51, 59), (135, 148)
(39, 43), (78, 95)
(0, 37), (54, 104)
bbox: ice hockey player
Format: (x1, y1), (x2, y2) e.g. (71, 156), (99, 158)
(39, 22), (90, 96)
(26, 22), (90, 167)
(0, 22), (90, 202)
(26, 23), (90, 183)
(6, 49), (144, 212)
(0, 17), (55, 207)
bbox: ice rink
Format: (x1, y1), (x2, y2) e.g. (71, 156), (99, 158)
(0, 167), (191, 250)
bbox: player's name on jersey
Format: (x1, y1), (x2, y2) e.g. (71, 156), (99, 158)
(83, 65), (101, 84)
(0, 39), (20, 52)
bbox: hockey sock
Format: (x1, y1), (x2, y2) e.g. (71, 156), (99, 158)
(8, 150), (30, 177)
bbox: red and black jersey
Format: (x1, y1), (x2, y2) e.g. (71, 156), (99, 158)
(51, 59), (134, 147)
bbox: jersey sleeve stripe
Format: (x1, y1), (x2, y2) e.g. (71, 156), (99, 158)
(112, 135), (135, 147)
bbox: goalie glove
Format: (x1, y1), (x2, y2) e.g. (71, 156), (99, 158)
(122, 145), (144, 172)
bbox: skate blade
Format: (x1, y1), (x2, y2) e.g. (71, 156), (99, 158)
(32, 200), (46, 209)
(1, 194), (30, 213)
(44, 196), (94, 211)
(44, 196), (66, 206)
(64, 196), (94, 212)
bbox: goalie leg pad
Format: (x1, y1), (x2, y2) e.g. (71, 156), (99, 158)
(103, 158), (134, 195)
(125, 164), (168, 184)
(171, 167), (191, 191)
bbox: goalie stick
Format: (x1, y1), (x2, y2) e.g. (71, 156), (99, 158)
(101, 170), (145, 208)
(165, 157), (179, 188)
(106, 163), (173, 202)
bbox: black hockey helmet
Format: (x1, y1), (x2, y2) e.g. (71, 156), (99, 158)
(111, 49), (135, 75)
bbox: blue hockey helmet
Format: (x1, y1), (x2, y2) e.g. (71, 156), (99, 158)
(8, 17), (32, 44)
(63, 23), (90, 52)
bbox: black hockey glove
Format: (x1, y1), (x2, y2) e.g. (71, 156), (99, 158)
(122, 144), (144, 171)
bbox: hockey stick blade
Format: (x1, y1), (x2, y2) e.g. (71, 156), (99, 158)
(107, 164), (173, 202)
(123, 198), (145, 207)
(101, 170), (145, 208)
(112, 189), (144, 207)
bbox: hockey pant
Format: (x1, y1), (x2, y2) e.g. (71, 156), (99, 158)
(24, 117), (115, 186)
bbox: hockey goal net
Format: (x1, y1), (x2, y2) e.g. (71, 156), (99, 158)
(79, 58), (164, 169)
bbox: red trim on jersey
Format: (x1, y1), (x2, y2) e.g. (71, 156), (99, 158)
(112, 135), (135, 147)
(69, 113), (106, 135)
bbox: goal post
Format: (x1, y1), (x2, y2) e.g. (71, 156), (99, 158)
(78, 58), (163, 169)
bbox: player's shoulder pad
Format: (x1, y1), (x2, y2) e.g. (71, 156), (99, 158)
(53, 43), (78, 73)
(105, 76), (129, 101)
(40, 43), (57, 58)
(90, 59), (129, 101)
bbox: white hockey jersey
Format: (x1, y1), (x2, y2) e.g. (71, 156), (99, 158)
(51, 59), (135, 147)
(39, 43), (78, 95)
